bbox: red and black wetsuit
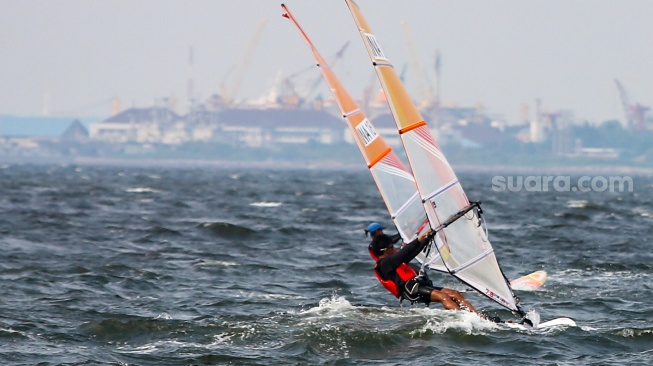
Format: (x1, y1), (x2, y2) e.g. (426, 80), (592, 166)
(369, 234), (439, 303)
(375, 235), (428, 287)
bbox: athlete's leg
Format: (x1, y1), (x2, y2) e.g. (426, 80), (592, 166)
(429, 289), (460, 310)
(441, 288), (478, 313)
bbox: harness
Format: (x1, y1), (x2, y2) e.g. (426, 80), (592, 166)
(369, 249), (417, 298)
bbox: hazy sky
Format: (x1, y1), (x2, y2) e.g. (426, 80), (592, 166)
(2, 0), (652, 124)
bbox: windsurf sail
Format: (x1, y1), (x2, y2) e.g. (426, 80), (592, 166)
(344, 0), (522, 313)
(510, 270), (548, 291)
(281, 4), (441, 255)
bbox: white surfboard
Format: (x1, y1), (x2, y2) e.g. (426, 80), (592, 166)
(503, 317), (576, 330)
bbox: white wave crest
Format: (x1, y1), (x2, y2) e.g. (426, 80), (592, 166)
(300, 295), (355, 315)
(567, 200), (591, 208)
(633, 207), (653, 218)
(410, 309), (496, 336)
(194, 260), (239, 267)
(250, 201), (282, 207)
(126, 187), (161, 193)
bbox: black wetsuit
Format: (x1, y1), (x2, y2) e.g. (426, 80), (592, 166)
(375, 234), (441, 303)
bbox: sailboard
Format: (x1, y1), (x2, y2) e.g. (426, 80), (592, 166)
(281, 4), (440, 261)
(502, 317), (576, 331)
(344, 0), (524, 314)
(282, 3), (547, 292)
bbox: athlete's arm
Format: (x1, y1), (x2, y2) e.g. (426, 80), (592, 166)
(382, 233), (431, 270)
(397, 236), (429, 263)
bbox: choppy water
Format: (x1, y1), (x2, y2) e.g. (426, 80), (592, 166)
(1, 164), (652, 365)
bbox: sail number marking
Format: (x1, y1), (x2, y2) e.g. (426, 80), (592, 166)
(364, 33), (387, 60)
(485, 288), (511, 307)
(356, 118), (379, 146)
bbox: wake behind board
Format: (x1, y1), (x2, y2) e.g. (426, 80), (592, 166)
(510, 270), (548, 291)
(503, 317), (576, 331)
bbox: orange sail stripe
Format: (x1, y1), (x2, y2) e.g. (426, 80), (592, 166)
(399, 121), (426, 135)
(367, 147), (392, 168)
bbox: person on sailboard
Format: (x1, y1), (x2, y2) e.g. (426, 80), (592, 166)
(366, 222), (480, 313)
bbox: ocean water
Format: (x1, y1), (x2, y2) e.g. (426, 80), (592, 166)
(1, 163), (652, 365)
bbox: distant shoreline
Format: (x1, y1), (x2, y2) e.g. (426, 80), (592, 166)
(452, 164), (653, 175)
(1, 156), (651, 175)
(72, 157), (653, 175)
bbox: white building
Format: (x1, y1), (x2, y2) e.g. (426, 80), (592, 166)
(89, 107), (184, 144)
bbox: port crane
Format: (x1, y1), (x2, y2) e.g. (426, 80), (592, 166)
(400, 21), (436, 109)
(272, 41), (350, 109)
(614, 79), (650, 130)
(219, 19), (268, 106)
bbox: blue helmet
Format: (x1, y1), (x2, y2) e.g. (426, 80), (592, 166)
(366, 222), (385, 234)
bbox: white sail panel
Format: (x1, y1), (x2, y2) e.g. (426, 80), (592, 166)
(403, 120), (519, 310)
(370, 156), (425, 241)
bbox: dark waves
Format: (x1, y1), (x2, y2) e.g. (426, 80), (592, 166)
(0, 165), (652, 364)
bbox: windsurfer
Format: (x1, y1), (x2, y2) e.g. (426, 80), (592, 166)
(366, 222), (480, 313)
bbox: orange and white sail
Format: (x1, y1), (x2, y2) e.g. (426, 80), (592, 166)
(344, 0), (521, 312)
(282, 4), (437, 248)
